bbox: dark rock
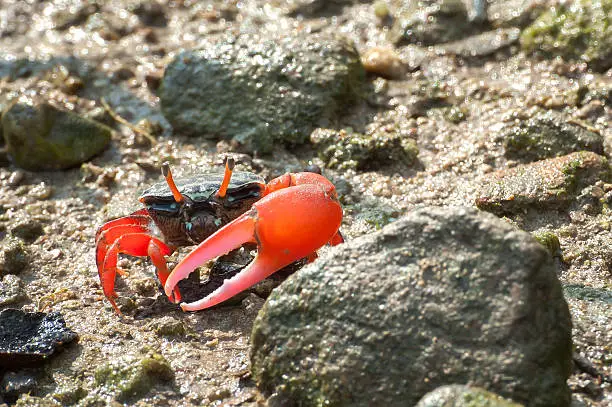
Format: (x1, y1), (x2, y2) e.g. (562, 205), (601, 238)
(2, 101), (111, 171)
(159, 34), (365, 154)
(251, 207), (572, 407)
(0, 309), (78, 369)
(10, 220), (44, 243)
(0, 275), (25, 306)
(281, 0), (359, 17)
(0, 238), (28, 275)
(520, 0), (612, 72)
(131, 1), (167, 27)
(1, 371), (38, 404)
(310, 127), (418, 171)
(415, 385), (524, 406)
(498, 111), (604, 162)
(475, 152), (610, 216)
(390, 0), (475, 45)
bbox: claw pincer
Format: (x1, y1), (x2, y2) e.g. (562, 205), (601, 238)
(164, 172), (343, 312)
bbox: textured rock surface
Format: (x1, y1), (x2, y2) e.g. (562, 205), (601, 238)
(475, 152), (610, 215)
(498, 111), (604, 162)
(415, 385), (524, 407)
(159, 33), (365, 154)
(2, 101), (111, 171)
(251, 206), (572, 407)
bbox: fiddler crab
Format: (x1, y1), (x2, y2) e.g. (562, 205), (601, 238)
(95, 158), (344, 315)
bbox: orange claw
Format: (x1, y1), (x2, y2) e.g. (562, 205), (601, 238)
(164, 172), (343, 311)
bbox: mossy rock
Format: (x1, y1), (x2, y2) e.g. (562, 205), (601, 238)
(94, 353), (174, 401)
(159, 33), (365, 154)
(2, 101), (111, 171)
(520, 0), (612, 72)
(500, 111), (604, 162)
(311, 128), (418, 171)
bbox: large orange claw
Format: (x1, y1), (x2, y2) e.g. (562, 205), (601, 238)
(164, 172), (343, 311)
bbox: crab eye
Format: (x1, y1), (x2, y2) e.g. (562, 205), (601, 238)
(185, 222), (193, 231)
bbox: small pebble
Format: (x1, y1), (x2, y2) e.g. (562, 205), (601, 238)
(7, 170), (25, 187)
(362, 47), (406, 79)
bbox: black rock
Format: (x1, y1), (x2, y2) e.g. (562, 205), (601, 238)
(0, 309), (78, 369)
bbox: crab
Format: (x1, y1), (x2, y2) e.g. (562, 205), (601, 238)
(95, 158), (344, 314)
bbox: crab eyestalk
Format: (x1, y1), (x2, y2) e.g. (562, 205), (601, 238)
(161, 162), (185, 203)
(216, 157), (235, 199)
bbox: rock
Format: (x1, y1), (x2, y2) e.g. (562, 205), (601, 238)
(437, 28), (521, 58)
(361, 47), (407, 79)
(310, 128), (418, 171)
(0, 309), (78, 369)
(475, 152), (610, 215)
(487, 0), (549, 28)
(520, 0), (612, 72)
(148, 316), (186, 337)
(251, 207), (572, 407)
(498, 111), (604, 162)
(93, 352), (174, 401)
(1, 371), (38, 404)
(278, 0), (359, 16)
(390, 0), (475, 45)
(0, 238), (28, 275)
(10, 220), (44, 243)
(159, 34), (365, 154)
(0, 275), (25, 306)
(415, 385), (524, 407)
(1, 101), (111, 171)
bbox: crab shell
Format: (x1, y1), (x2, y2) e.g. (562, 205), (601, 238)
(139, 171), (265, 247)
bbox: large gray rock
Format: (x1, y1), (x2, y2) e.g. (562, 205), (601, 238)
(251, 206), (572, 407)
(159, 34), (365, 154)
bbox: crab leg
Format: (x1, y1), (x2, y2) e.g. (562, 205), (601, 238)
(99, 231), (176, 314)
(165, 177), (342, 311)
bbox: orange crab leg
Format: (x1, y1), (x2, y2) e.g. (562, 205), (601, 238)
(100, 232), (176, 314)
(95, 209), (149, 241)
(164, 174), (342, 311)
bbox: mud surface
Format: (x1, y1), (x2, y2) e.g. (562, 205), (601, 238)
(0, 0), (610, 406)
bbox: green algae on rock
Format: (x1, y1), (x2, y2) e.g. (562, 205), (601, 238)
(159, 34), (365, 154)
(1, 101), (111, 171)
(532, 231), (562, 258)
(416, 385), (525, 407)
(311, 128), (418, 171)
(93, 352), (174, 402)
(520, 0), (612, 72)
(476, 152), (611, 216)
(499, 111), (604, 162)
(251, 207), (572, 406)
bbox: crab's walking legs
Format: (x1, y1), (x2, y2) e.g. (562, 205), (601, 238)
(164, 176), (343, 312)
(96, 219), (178, 314)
